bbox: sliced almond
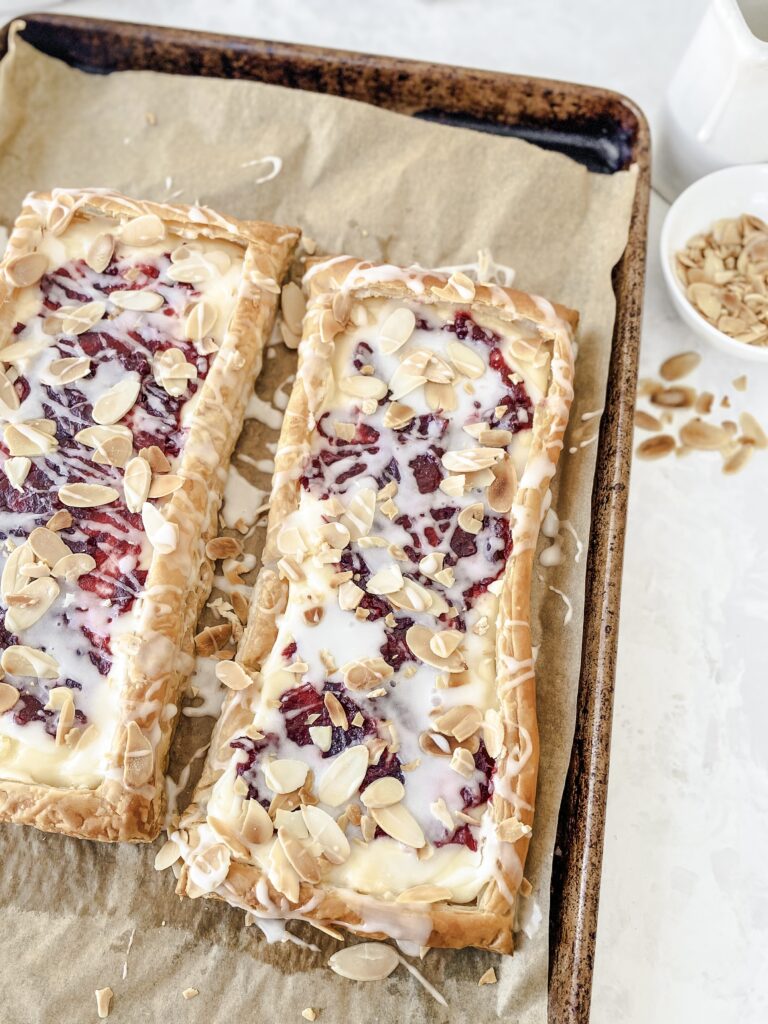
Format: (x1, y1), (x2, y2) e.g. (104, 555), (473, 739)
(241, 798), (274, 845)
(360, 777), (404, 809)
(148, 473), (182, 499)
(1, 644), (59, 678)
(447, 340), (485, 379)
(342, 658), (393, 691)
(184, 299), (217, 340)
(4, 576), (59, 632)
(366, 564), (403, 595)
(92, 376), (141, 425)
(429, 629), (463, 659)
(339, 488), (376, 539)
(434, 704), (482, 742)
(457, 502), (484, 535)
(142, 501), (179, 553)
(497, 816), (532, 843)
(58, 483), (119, 507)
(60, 300), (105, 335)
(329, 943), (399, 983)
(379, 307), (416, 354)
(309, 725), (333, 751)
(5, 252), (47, 288)
(111, 288), (164, 312)
(317, 744), (369, 807)
(153, 839), (181, 871)
(139, 445), (171, 472)
(95, 987), (113, 1020)
(449, 746), (476, 778)
(388, 578), (434, 614)
(3, 457), (31, 491)
(425, 381), (458, 412)
(739, 411), (768, 449)
(388, 349), (430, 400)
(121, 213), (165, 247)
(396, 884), (452, 904)
(442, 447), (504, 473)
(634, 410), (662, 432)
(382, 402), (415, 429)
(215, 660), (253, 691)
(488, 454), (517, 514)
(324, 691), (349, 729)
(4, 422), (58, 457)
(85, 232), (115, 273)
(122, 720), (154, 787)
(277, 827), (321, 884)
(0, 682), (20, 713)
(635, 435), (675, 460)
(339, 375), (388, 400)
(478, 968), (498, 987)
(482, 708), (505, 758)
(28, 527), (71, 567)
(370, 803), (425, 848)
(124, 456), (152, 512)
(264, 758), (309, 795)
(46, 356), (92, 385)
(301, 804), (351, 865)
(659, 351), (701, 381)
(406, 624), (466, 672)
(281, 281), (306, 335)
(650, 386), (696, 409)
(0, 369), (20, 411)
(52, 552), (96, 581)
(723, 443), (753, 475)
(679, 419), (729, 451)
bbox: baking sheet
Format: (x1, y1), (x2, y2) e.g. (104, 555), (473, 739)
(0, 23), (637, 1023)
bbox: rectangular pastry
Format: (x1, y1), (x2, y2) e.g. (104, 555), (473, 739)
(172, 258), (576, 952)
(0, 189), (297, 841)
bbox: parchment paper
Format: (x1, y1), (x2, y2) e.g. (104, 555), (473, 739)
(0, 24), (637, 1024)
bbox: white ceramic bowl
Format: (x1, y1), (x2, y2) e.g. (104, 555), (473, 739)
(660, 163), (768, 362)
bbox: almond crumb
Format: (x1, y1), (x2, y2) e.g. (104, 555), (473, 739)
(478, 967), (497, 986)
(95, 987), (113, 1018)
(182, 987), (199, 1000)
(301, 1010), (317, 1022)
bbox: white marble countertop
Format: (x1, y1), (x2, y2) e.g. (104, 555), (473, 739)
(5, 2), (766, 1021)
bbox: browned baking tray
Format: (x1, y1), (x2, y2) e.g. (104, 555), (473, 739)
(0, 14), (650, 1022)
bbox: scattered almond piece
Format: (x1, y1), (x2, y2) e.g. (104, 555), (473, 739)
(636, 435), (675, 460)
(659, 351), (700, 381)
(478, 967), (498, 986)
(182, 988), (199, 1000)
(95, 987), (113, 1019)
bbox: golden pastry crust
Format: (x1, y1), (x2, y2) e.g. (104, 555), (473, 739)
(0, 189), (298, 841)
(175, 257), (575, 952)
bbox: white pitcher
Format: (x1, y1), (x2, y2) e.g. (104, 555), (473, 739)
(655, 0), (768, 201)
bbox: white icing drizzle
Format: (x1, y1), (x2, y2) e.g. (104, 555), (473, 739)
(547, 585), (573, 625)
(240, 156), (283, 184)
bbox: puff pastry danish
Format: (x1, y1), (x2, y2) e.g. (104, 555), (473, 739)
(172, 258), (576, 952)
(0, 189), (297, 841)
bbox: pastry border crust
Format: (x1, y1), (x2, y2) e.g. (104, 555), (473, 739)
(0, 189), (298, 842)
(177, 257), (576, 952)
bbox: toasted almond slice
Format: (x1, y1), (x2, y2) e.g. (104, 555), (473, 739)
(1, 644), (60, 678)
(5, 252), (47, 288)
(122, 720), (154, 787)
(324, 691), (349, 730)
(46, 356), (92, 385)
(388, 350), (430, 400)
(679, 419), (729, 451)
(0, 369), (20, 411)
(396, 884), (452, 904)
(339, 375), (388, 400)
(58, 483), (119, 507)
(148, 473), (183, 498)
(659, 351), (701, 381)
(740, 411), (768, 449)
(206, 536), (243, 560)
(317, 744), (369, 806)
(488, 454), (517, 514)
(121, 213), (165, 247)
(650, 386), (696, 409)
(342, 657), (394, 691)
(316, 521), (351, 551)
(406, 624), (466, 672)
(379, 307), (416, 355)
(264, 758), (309, 794)
(301, 804), (351, 865)
(447, 340), (485, 379)
(4, 422), (57, 457)
(370, 803), (425, 848)
(4, 575), (59, 633)
(0, 682), (20, 713)
(366, 564), (403, 595)
(3, 457), (31, 491)
(241, 798), (274, 845)
(329, 943), (399, 982)
(425, 380), (458, 412)
(0, 336), (52, 364)
(1, 541), (30, 600)
(636, 435), (675, 460)
(339, 488), (376, 539)
(215, 660), (253, 691)
(111, 288), (164, 312)
(434, 704), (482, 742)
(92, 376), (141, 425)
(338, 580), (365, 611)
(95, 987), (113, 1020)
(183, 298), (216, 340)
(52, 552), (97, 581)
(28, 526), (71, 567)
(723, 443), (753, 475)
(634, 410), (662, 432)
(153, 839), (181, 871)
(382, 401), (415, 429)
(457, 502), (484, 535)
(142, 501), (179, 553)
(124, 456), (152, 512)
(442, 447), (504, 473)
(45, 510), (72, 532)
(388, 578), (434, 614)
(424, 353), (455, 385)
(309, 725), (333, 751)
(85, 232), (115, 273)
(279, 281), (306, 335)
(478, 428), (513, 447)
(139, 445), (171, 472)
(483, 708), (505, 758)
(478, 968), (498, 987)
(360, 777), (404, 809)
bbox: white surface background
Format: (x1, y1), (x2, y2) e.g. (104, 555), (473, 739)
(5, 2), (767, 1021)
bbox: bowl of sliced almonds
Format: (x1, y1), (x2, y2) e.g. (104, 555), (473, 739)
(660, 163), (768, 361)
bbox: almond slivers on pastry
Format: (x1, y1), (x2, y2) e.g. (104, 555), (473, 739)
(0, 188), (298, 841)
(172, 258), (576, 953)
